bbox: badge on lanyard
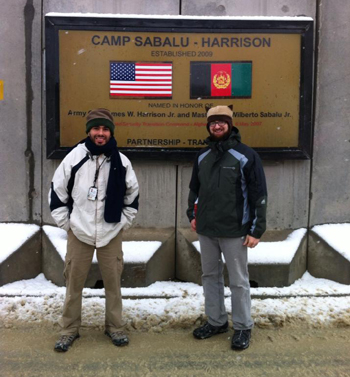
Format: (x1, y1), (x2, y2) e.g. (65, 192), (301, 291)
(87, 186), (98, 201)
(88, 156), (107, 201)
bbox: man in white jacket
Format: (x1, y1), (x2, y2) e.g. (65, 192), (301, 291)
(49, 108), (139, 352)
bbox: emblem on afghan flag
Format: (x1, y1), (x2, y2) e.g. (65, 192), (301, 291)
(213, 71), (231, 89)
(190, 61), (252, 99)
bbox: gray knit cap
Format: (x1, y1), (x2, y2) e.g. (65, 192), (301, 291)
(206, 105), (233, 132)
(86, 108), (115, 135)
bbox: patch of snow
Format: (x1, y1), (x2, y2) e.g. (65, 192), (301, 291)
(46, 13), (313, 21)
(250, 296), (350, 328)
(193, 229), (307, 264)
(193, 240), (200, 253)
(1, 271), (350, 299)
(43, 225), (68, 261)
(312, 223), (350, 262)
(1, 272), (350, 330)
(1, 272), (350, 329)
(251, 271), (350, 297)
(0, 273), (65, 297)
(249, 229), (307, 264)
(0, 223), (40, 263)
(123, 241), (162, 263)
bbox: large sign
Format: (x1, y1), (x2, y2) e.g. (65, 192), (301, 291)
(45, 15), (314, 159)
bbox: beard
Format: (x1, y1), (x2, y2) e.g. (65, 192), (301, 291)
(209, 128), (231, 141)
(88, 133), (111, 146)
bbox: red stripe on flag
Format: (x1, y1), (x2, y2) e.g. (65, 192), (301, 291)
(136, 63), (172, 67)
(211, 64), (232, 97)
(110, 62), (172, 98)
(110, 93), (172, 97)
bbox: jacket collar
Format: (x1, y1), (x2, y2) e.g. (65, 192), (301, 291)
(206, 130), (241, 153)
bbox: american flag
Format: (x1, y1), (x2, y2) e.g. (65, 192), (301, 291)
(110, 62), (173, 98)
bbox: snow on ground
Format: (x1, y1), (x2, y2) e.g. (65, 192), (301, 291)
(1, 272), (350, 331)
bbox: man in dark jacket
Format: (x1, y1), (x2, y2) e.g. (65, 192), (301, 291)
(187, 105), (267, 350)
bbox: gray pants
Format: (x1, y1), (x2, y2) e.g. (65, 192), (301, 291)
(198, 234), (253, 330)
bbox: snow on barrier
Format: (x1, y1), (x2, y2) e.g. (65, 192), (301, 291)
(42, 225), (174, 288)
(0, 223), (41, 287)
(186, 228), (308, 287)
(309, 223), (350, 285)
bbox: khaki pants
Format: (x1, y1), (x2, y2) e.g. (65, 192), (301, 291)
(59, 230), (124, 336)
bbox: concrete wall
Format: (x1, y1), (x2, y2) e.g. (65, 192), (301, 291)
(178, 0), (316, 231)
(310, 0), (350, 225)
(0, 0), (42, 224)
(0, 0), (349, 236)
(182, 0), (315, 17)
(41, 0), (180, 229)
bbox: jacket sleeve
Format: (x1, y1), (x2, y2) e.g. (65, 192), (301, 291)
(244, 151), (268, 239)
(186, 156), (200, 222)
(48, 157), (73, 232)
(121, 155), (139, 229)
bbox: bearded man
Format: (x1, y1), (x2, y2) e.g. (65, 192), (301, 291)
(49, 108), (139, 352)
(187, 105), (267, 350)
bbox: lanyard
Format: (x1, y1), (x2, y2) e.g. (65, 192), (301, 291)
(92, 156), (107, 187)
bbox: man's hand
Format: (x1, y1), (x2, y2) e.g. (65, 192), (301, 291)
(243, 235), (260, 248)
(190, 219), (197, 232)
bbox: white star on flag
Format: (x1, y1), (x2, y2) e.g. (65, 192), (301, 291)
(110, 62), (173, 98)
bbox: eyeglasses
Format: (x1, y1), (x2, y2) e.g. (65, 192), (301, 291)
(208, 121), (228, 127)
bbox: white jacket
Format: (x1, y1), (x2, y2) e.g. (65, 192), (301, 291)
(49, 143), (139, 247)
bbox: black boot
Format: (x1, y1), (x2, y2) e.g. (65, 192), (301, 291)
(231, 329), (251, 350)
(193, 321), (228, 339)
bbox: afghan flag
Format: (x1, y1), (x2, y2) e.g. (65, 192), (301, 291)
(190, 61), (252, 99)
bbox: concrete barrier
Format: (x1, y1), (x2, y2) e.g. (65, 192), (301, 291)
(308, 227), (350, 285)
(176, 228), (307, 288)
(0, 224), (41, 287)
(42, 226), (175, 288)
(4, 222), (350, 289)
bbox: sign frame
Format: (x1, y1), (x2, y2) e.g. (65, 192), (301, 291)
(45, 15), (314, 160)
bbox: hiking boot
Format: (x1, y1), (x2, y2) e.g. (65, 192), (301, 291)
(54, 333), (80, 352)
(231, 329), (251, 350)
(105, 330), (129, 347)
(193, 321), (228, 339)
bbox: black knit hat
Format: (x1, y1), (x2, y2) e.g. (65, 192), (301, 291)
(86, 108), (115, 135)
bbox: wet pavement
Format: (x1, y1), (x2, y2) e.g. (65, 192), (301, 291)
(1, 325), (350, 377)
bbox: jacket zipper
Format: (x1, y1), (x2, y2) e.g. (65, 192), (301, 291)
(94, 157), (98, 246)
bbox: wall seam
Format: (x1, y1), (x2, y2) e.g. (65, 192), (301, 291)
(306, 0), (322, 269)
(24, 0), (35, 223)
(40, 0), (44, 270)
(174, 165), (179, 279)
(40, 0), (44, 228)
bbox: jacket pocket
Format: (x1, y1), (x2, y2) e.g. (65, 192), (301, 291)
(219, 166), (238, 188)
(117, 250), (124, 275)
(63, 258), (71, 285)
